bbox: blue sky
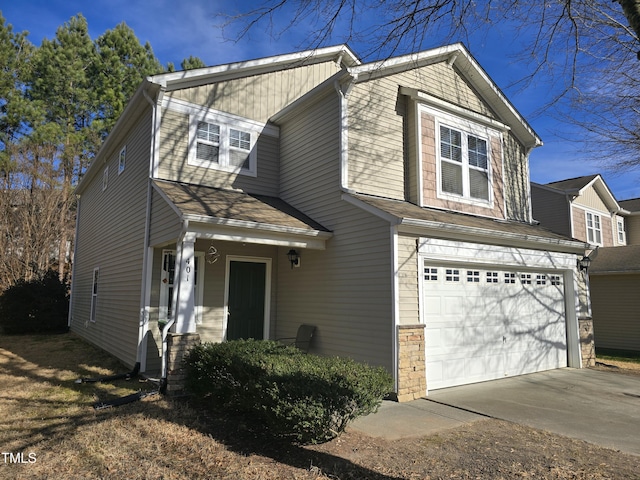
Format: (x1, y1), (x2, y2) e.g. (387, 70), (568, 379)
(2, 0), (638, 200)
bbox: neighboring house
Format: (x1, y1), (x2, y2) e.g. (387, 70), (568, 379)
(589, 245), (640, 354)
(531, 176), (638, 354)
(531, 175), (627, 248)
(69, 44), (591, 401)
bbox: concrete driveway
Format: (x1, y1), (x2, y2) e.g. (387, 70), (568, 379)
(428, 368), (640, 456)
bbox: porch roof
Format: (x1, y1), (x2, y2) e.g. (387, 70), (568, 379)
(345, 193), (587, 253)
(154, 180), (332, 249)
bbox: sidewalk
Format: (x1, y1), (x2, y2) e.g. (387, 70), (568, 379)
(348, 397), (486, 440)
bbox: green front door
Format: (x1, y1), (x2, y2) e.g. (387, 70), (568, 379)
(227, 260), (266, 340)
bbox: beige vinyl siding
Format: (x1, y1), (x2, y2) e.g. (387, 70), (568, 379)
(70, 107), (153, 368)
(398, 234), (420, 325)
(348, 62), (498, 200)
(157, 108), (280, 195)
(591, 274), (640, 352)
(346, 61), (532, 222)
(574, 186), (608, 211)
(501, 133), (532, 222)
(531, 184), (571, 237)
(405, 98), (419, 203)
(277, 88), (394, 371)
(168, 62), (341, 124)
(149, 189), (181, 246)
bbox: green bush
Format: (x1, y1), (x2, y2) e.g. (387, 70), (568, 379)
(184, 339), (393, 444)
(0, 271), (69, 334)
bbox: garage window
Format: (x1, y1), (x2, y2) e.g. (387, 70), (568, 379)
(550, 275), (562, 286)
(536, 274), (547, 285)
(486, 271), (499, 283)
(424, 267), (438, 281)
(504, 272), (516, 284)
(445, 269), (460, 282)
(466, 270), (480, 282)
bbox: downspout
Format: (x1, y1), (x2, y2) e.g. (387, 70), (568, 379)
(136, 85), (162, 374)
(67, 194), (81, 328)
(334, 74), (357, 193)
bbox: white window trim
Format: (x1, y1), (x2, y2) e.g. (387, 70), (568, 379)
(616, 216), (626, 245)
(118, 146), (126, 175)
(188, 116), (258, 176)
(585, 210), (603, 246)
(420, 105), (497, 208)
(90, 267), (99, 322)
(102, 167), (109, 191)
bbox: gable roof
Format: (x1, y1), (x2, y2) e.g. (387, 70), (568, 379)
(590, 245), (640, 274)
(546, 174), (600, 192)
(543, 174), (621, 213)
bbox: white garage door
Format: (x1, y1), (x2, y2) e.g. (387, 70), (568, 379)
(423, 264), (567, 390)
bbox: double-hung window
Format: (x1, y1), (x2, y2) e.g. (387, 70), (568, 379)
(190, 117), (257, 176)
(586, 211), (602, 245)
(616, 217), (626, 244)
(439, 123), (491, 202)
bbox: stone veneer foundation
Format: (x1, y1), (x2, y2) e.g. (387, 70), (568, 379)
(397, 325), (427, 402)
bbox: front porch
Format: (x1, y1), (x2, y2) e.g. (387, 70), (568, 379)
(140, 180), (332, 374)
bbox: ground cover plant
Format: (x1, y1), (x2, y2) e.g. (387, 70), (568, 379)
(1, 333), (639, 479)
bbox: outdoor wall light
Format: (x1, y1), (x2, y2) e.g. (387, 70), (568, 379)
(578, 255), (592, 273)
(287, 249), (300, 269)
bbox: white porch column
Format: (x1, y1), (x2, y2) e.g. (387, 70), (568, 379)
(173, 232), (197, 333)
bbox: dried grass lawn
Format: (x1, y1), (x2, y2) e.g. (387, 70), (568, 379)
(1, 333), (639, 479)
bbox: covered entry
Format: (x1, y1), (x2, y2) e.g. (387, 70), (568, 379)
(419, 238), (581, 392)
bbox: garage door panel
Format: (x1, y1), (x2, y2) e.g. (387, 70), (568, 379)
(424, 264), (568, 391)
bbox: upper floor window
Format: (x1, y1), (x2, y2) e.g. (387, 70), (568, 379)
(189, 117), (257, 176)
(118, 146), (126, 175)
(616, 217), (626, 244)
(586, 211), (602, 245)
(440, 125), (490, 202)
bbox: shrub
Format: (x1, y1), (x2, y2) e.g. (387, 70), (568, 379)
(184, 339), (393, 444)
(0, 271), (69, 334)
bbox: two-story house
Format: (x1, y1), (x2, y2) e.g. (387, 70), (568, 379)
(69, 44), (591, 401)
(531, 176), (639, 354)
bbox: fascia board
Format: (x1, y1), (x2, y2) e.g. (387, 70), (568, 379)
(398, 218), (587, 254)
(183, 214), (333, 239)
(186, 220), (330, 250)
(148, 45), (360, 91)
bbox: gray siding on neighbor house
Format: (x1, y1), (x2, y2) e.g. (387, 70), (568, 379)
(531, 185), (571, 237)
(591, 273), (640, 352)
(70, 107), (153, 368)
(627, 216), (640, 245)
(277, 87), (394, 371)
(168, 62), (342, 124)
(157, 107), (280, 195)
